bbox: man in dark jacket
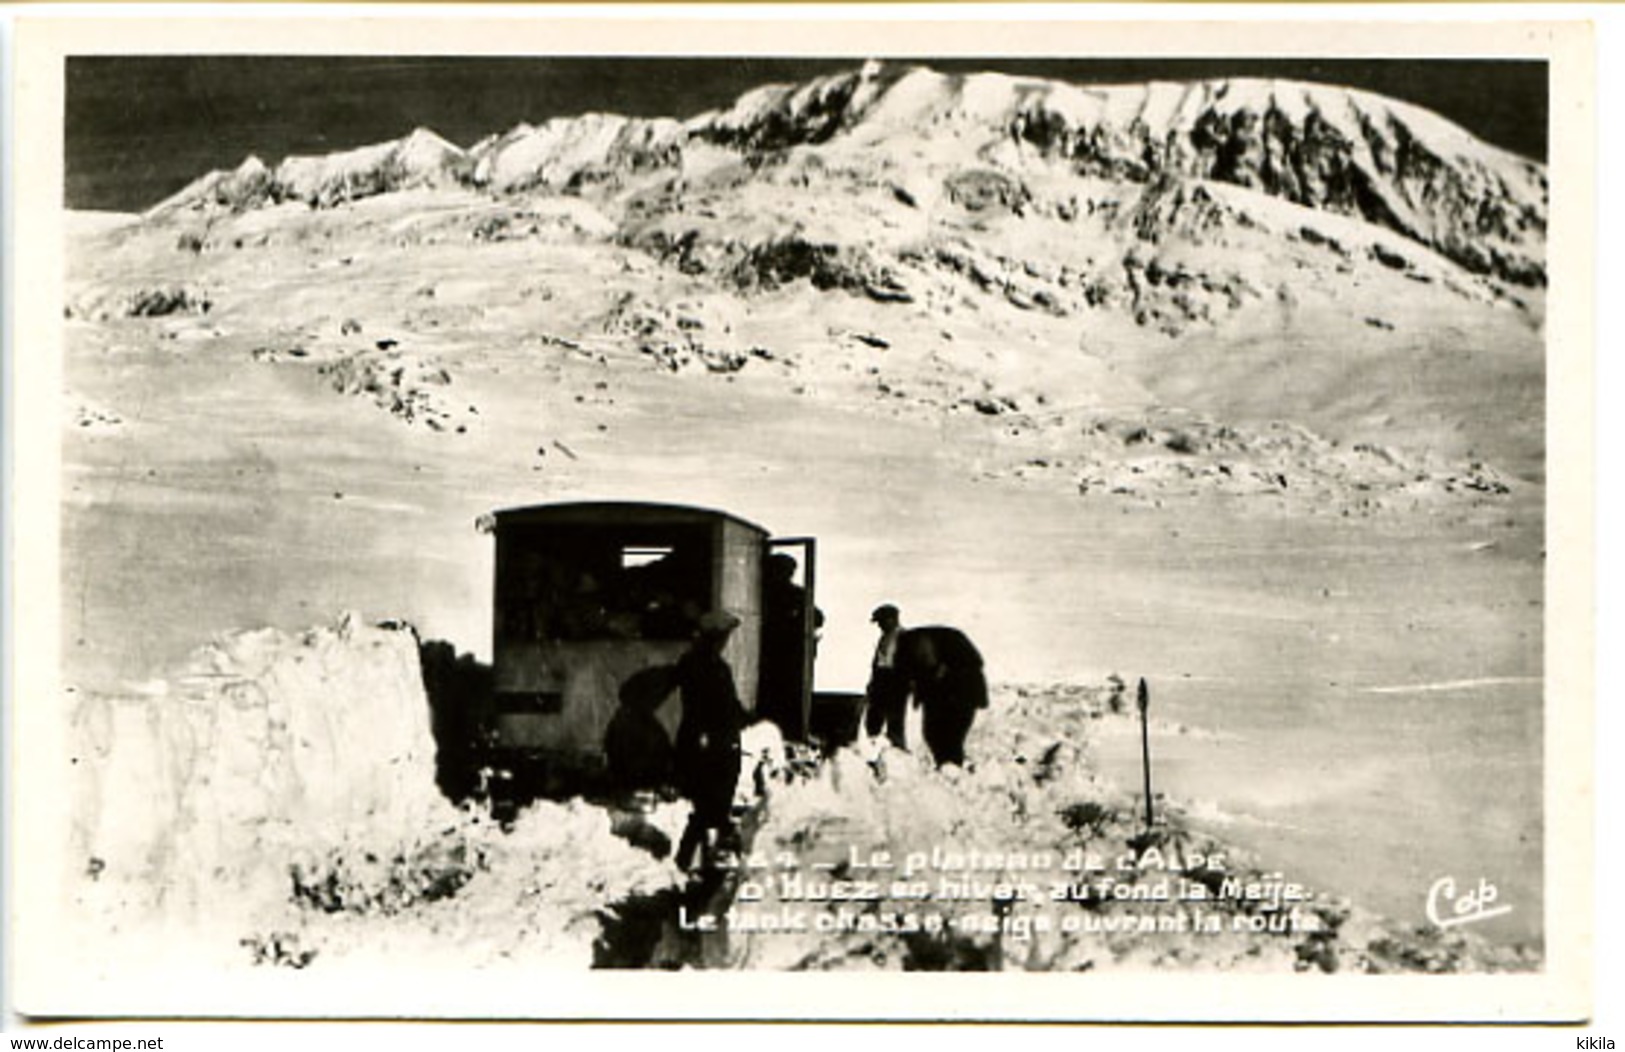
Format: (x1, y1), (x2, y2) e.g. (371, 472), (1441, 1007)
(895, 625), (988, 768)
(603, 665), (677, 794)
(673, 610), (747, 871)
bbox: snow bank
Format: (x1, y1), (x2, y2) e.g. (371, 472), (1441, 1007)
(70, 613), (451, 918)
(726, 683), (1536, 973)
(281, 797), (686, 972)
(65, 613), (689, 975)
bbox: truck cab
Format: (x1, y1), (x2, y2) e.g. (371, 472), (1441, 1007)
(482, 501), (818, 786)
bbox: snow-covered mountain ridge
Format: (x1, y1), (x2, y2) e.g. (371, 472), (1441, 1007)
(146, 62), (1546, 288)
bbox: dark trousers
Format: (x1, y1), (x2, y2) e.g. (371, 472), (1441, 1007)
(864, 667), (909, 748)
(921, 702), (976, 767)
(918, 667), (986, 767)
(676, 741), (741, 870)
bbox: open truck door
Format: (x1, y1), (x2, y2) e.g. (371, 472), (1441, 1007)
(764, 536), (817, 741)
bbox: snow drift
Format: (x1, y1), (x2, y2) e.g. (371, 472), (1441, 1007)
(69, 613), (450, 915)
(65, 613), (686, 974)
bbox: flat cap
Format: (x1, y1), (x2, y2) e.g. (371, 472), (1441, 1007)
(698, 609), (742, 635)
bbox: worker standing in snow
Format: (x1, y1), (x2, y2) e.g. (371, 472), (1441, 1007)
(864, 603), (909, 749)
(603, 665), (677, 794)
(673, 610), (748, 871)
(896, 624), (988, 768)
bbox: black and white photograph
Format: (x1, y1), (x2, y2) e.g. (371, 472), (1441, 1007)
(6, 13), (1595, 1023)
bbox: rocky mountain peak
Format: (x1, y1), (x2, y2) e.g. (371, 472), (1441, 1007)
(139, 63), (1546, 287)
(678, 66), (1546, 286)
(468, 112), (684, 193)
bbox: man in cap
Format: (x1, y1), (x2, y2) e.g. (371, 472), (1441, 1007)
(603, 665), (677, 795)
(864, 603), (909, 749)
(673, 609), (747, 871)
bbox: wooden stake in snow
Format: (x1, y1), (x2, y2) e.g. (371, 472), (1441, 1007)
(1138, 677), (1154, 833)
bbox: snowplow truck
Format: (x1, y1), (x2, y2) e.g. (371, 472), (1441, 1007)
(480, 501), (825, 793)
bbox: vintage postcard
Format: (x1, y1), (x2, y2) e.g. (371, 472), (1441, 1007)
(7, 11), (1594, 1023)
